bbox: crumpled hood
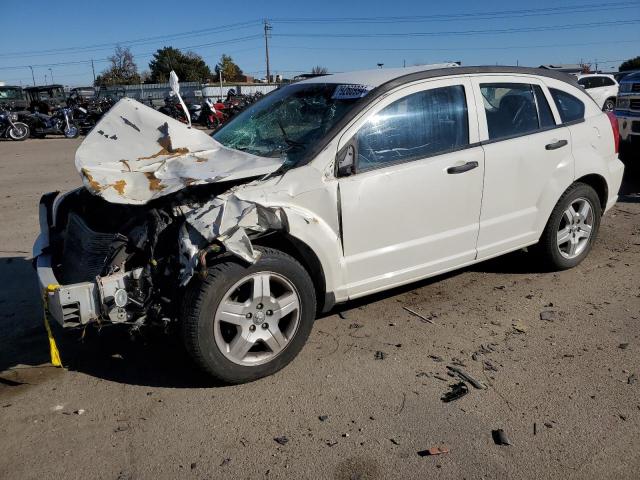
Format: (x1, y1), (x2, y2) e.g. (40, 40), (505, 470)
(75, 98), (284, 205)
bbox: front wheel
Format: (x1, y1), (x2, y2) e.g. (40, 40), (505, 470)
(64, 123), (79, 138)
(534, 183), (601, 270)
(181, 247), (316, 384)
(8, 122), (30, 141)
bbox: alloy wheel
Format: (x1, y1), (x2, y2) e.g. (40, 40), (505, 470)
(556, 197), (594, 259)
(213, 272), (301, 366)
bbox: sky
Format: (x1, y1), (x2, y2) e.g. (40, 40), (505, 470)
(0, 0), (638, 87)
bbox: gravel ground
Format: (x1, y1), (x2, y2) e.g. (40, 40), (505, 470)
(1, 136), (639, 480)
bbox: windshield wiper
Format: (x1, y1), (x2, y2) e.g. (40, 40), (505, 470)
(277, 117), (305, 147)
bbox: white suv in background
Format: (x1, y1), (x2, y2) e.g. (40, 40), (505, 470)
(577, 73), (619, 111)
(35, 66), (624, 383)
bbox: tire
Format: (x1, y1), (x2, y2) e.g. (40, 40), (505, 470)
(64, 123), (79, 138)
(535, 183), (602, 270)
(181, 247), (316, 384)
(8, 122), (29, 141)
(602, 98), (616, 112)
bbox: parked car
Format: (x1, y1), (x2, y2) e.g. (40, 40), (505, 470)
(576, 73), (618, 111)
(34, 65), (623, 384)
(615, 70), (640, 151)
(0, 85), (28, 110)
(24, 84), (67, 113)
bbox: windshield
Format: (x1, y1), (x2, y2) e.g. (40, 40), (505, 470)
(0, 87), (23, 100)
(213, 83), (365, 166)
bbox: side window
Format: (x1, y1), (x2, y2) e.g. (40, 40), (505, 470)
(480, 83), (540, 140)
(356, 85), (469, 169)
(533, 85), (556, 128)
(549, 88), (585, 123)
(578, 77), (593, 89)
(601, 77), (615, 87)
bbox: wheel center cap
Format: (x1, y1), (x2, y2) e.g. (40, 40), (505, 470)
(254, 311), (265, 324)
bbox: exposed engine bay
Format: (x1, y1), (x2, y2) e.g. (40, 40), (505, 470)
(36, 97), (290, 330)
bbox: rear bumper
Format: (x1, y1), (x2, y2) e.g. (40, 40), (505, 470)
(34, 193), (139, 328)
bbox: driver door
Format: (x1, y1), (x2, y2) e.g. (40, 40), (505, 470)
(337, 78), (485, 298)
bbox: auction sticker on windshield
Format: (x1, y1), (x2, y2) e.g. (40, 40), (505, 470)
(332, 84), (374, 100)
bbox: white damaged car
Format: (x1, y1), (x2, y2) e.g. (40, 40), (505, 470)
(34, 65), (624, 383)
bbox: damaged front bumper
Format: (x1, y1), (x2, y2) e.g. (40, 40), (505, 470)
(34, 194), (142, 328)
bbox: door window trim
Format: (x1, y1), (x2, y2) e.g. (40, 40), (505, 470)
(336, 78), (479, 176)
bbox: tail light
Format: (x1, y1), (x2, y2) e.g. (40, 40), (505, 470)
(606, 111), (620, 154)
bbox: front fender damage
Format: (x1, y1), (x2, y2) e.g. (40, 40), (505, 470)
(177, 189), (289, 284)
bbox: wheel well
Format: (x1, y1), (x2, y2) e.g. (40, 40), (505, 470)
(253, 232), (328, 313)
(575, 174), (608, 210)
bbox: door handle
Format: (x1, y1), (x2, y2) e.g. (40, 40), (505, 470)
(545, 139), (568, 150)
(447, 161), (479, 174)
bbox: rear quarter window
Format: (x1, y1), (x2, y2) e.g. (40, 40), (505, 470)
(549, 88), (585, 124)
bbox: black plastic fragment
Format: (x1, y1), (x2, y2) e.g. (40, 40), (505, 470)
(441, 382), (469, 402)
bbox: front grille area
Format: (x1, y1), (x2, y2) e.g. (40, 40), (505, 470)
(630, 99), (640, 110)
(632, 83), (640, 92)
(60, 213), (117, 284)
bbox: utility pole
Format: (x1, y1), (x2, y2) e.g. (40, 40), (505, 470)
(49, 68), (54, 84)
(91, 59), (96, 84)
(263, 19), (272, 83)
(45, 74), (48, 85)
(28, 66), (35, 86)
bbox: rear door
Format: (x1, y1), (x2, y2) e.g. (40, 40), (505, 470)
(471, 76), (574, 259)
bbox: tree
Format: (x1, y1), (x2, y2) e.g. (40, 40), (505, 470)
(148, 47), (212, 83)
(311, 66), (328, 75)
(619, 56), (640, 72)
(95, 46), (140, 86)
(214, 54), (244, 82)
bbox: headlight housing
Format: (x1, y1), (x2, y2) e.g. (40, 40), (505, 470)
(10, 113), (18, 121)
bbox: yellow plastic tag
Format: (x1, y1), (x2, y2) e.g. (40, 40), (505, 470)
(42, 287), (62, 367)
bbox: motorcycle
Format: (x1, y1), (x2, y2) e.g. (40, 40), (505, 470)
(158, 95), (188, 124)
(24, 106), (80, 138)
(0, 107), (30, 141)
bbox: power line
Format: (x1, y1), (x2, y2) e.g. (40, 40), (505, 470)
(270, 38), (639, 53)
(273, 19), (640, 38)
(0, 20), (262, 59)
(271, 2), (640, 24)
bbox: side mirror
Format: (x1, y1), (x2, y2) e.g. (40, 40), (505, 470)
(337, 144), (355, 177)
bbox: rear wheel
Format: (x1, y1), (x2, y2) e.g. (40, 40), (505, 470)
(602, 98), (616, 112)
(535, 183), (601, 270)
(181, 247), (316, 384)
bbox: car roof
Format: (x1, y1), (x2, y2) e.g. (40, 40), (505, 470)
(577, 73), (615, 78)
(296, 65), (580, 89)
(296, 63), (461, 86)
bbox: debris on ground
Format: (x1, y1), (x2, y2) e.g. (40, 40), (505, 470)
(348, 323), (362, 329)
(52, 405), (64, 412)
(390, 438), (400, 445)
(402, 306), (435, 324)
(540, 311), (556, 322)
(512, 321), (528, 333)
(491, 429), (513, 446)
(446, 366), (487, 389)
(326, 440), (338, 447)
(73, 409), (85, 415)
(318, 415), (329, 422)
(618, 343), (629, 350)
(338, 311), (348, 319)
(273, 436), (289, 445)
(220, 458), (231, 467)
(441, 382), (469, 402)
(417, 446), (450, 457)
(628, 374), (636, 385)
(429, 355), (444, 362)
(374, 351), (386, 360)
(190, 462), (197, 470)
